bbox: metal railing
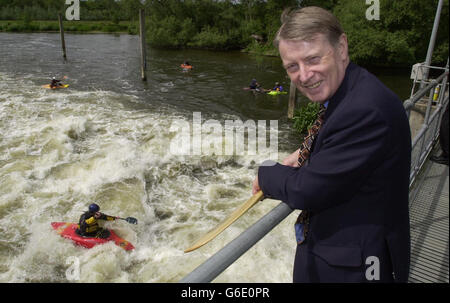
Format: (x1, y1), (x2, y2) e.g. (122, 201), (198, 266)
(405, 62), (449, 186)
(180, 64), (449, 283)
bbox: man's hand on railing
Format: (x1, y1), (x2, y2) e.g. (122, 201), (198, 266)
(252, 175), (261, 195)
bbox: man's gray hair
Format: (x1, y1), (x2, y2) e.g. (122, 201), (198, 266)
(273, 6), (344, 48)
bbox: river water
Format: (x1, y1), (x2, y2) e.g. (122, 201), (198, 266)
(0, 33), (412, 283)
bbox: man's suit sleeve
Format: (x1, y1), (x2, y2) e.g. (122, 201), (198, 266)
(258, 104), (390, 211)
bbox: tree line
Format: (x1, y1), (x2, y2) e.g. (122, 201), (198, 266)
(0, 0), (448, 67)
(0, 0), (142, 22)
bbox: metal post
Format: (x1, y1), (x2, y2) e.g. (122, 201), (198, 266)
(430, 64), (449, 146)
(424, 83), (436, 124)
(58, 13), (67, 60)
(417, 84), (437, 165)
(288, 81), (296, 119)
(422, 0), (443, 84)
(139, 9), (147, 81)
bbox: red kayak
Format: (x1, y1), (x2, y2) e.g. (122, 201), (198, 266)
(51, 222), (134, 251)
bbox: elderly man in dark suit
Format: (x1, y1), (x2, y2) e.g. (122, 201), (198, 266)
(252, 7), (411, 283)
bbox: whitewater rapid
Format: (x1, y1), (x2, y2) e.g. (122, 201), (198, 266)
(0, 73), (297, 282)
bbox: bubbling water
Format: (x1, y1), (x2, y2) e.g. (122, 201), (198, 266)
(0, 74), (297, 282)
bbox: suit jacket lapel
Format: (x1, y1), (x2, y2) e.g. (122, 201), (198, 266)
(310, 62), (361, 156)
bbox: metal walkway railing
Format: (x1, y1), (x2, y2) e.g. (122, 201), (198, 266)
(180, 64), (449, 283)
(405, 63), (449, 187)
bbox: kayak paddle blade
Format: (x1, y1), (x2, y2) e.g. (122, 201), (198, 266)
(126, 217), (138, 224)
(184, 191), (264, 253)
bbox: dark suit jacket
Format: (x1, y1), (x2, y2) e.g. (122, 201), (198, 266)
(258, 62), (411, 283)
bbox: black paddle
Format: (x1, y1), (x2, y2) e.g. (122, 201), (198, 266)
(116, 216), (138, 224)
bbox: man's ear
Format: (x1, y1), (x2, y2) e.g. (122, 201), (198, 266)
(338, 33), (349, 61)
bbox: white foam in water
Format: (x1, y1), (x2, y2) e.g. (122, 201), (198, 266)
(0, 73), (296, 282)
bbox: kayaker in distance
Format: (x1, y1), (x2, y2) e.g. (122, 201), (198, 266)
(246, 78), (271, 93)
(181, 61), (193, 71)
(50, 77), (63, 88)
(249, 78), (261, 91)
(76, 203), (117, 238)
(272, 82), (283, 92)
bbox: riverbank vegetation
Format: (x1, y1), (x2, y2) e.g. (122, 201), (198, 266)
(0, 0), (448, 67)
(0, 20), (136, 34)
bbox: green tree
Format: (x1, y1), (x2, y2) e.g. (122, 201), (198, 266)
(0, 0), (447, 67)
(333, 0), (448, 66)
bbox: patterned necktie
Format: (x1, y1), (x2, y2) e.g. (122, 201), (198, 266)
(295, 104), (326, 245)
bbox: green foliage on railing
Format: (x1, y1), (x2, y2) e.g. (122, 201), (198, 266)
(0, 20), (133, 33)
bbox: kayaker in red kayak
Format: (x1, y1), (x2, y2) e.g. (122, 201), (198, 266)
(76, 203), (117, 239)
